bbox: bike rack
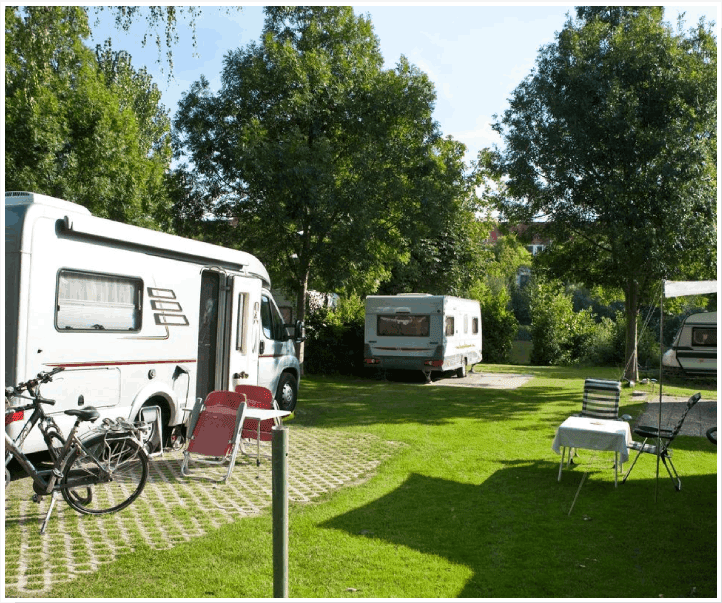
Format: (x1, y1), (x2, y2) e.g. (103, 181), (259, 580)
(139, 406), (163, 458)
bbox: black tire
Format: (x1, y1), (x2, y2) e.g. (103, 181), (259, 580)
(61, 433), (148, 515)
(276, 372), (298, 412)
(44, 430), (66, 462)
(456, 361), (467, 378)
(45, 430), (95, 505)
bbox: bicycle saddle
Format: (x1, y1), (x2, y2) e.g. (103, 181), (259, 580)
(64, 407), (100, 422)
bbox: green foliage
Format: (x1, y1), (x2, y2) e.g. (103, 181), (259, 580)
(481, 7), (717, 379)
(5, 6), (172, 229)
(480, 293), (519, 364)
(528, 279), (597, 366)
(304, 296), (366, 376)
(172, 6), (477, 315)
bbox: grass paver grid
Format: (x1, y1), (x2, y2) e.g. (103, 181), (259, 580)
(4, 427), (405, 597)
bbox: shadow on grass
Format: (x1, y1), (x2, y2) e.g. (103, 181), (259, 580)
(321, 464), (718, 598)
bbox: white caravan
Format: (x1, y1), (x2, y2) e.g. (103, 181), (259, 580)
(364, 294), (482, 381)
(662, 311), (717, 378)
(5, 191), (303, 454)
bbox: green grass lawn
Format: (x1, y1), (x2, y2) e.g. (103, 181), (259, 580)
(35, 366), (718, 598)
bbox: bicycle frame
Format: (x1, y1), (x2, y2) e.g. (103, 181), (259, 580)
(5, 403), (88, 497)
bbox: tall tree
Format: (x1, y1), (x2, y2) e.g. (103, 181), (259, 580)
(173, 6), (476, 349)
(480, 7), (717, 380)
(5, 6), (172, 228)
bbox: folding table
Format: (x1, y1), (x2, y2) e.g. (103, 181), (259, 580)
(552, 416), (632, 487)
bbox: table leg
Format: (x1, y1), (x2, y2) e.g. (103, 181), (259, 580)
(614, 452), (618, 487)
(558, 447), (565, 481)
(257, 422), (261, 478)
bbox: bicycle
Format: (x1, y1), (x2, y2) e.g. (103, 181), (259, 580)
(5, 367), (150, 534)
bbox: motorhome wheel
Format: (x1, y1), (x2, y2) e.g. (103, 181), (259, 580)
(276, 373), (298, 412)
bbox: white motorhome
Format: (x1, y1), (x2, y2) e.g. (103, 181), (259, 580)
(364, 294), (482, 381)
(5, 191), (303, 453)
(662, 311), (717, 378)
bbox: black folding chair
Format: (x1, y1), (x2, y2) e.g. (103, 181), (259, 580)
(622, 393), (702, 491)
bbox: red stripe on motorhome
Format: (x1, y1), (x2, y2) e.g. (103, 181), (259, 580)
(47, 359), (197, 368)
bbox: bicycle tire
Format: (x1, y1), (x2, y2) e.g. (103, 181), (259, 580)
(61, 433), (149, 515)
(46, 430), (94, 505)
(44, 430), (66, 461)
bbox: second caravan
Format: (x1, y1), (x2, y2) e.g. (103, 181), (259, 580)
(364, 294), (482, 381)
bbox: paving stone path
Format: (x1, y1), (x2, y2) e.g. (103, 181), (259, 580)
(4, 427), (406, 598)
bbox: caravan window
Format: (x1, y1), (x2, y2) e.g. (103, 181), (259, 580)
(377, 315), (430, 337)
(692, 327), (716, 347)
(472, 317), (480, 335)
(56, 270), (142, 332)
(445, 317), (454, 336)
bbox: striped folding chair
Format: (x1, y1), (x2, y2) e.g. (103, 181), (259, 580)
(581, 378), (624, 420)
(566, 378), (630, 466)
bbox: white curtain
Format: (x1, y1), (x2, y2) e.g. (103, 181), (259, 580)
(57, 271), (140, 331)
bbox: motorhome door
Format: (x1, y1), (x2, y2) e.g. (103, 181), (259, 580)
(228, 275), (262, 390)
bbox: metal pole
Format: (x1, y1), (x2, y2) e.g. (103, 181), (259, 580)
(272, 425), (289, 598)
(656, 282), (664, 503)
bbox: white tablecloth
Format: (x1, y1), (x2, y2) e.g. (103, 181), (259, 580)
(552, 416), (633, 464)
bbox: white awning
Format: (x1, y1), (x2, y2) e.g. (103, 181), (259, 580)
(664, 280), (718, 298)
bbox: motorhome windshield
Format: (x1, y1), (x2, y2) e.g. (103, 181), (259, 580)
(377, 315), (430, 337)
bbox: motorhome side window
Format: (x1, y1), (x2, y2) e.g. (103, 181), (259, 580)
(445, 317), (454, 336)
(261, 294), (285, 340)
(472, 317), (479, 335)
(377, 315), (430, 337)
(692, 327), (716, 347)
(56, 270), (142, 332)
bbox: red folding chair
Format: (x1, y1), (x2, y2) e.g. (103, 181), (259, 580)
(181, 390), (247, 483)
(235, 385), (282, 474)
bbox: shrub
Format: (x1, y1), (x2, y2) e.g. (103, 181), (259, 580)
(528, 280), (596, 366)
(303, 296), (365, 376)
(481, 294), (519, 364)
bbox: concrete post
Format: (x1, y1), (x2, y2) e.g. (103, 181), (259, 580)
(272, 425), (289, 598)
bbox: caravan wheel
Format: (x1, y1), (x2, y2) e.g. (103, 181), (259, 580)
(456, 361), (467, 378)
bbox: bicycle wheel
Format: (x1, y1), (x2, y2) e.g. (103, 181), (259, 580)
(61, 433), (149, 514)
(44, 430), (66, 461)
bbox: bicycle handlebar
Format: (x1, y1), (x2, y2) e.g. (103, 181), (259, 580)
(5, 367), (64, 399)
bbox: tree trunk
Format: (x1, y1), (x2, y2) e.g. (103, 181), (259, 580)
(623, 278), (639, 383)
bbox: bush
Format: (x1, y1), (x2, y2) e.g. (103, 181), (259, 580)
(528, 280), (596, 366)
(581, 310), (660, 370)
(481, 294), (519, 364)
(303, 296), (365, 376)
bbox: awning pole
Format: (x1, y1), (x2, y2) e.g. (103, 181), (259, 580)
(656, 282), (664, 503)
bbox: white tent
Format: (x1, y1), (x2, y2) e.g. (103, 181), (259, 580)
(653, 279), (718, 500)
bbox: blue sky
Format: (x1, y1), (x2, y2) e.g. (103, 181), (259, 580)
(88, 3), (720, 165)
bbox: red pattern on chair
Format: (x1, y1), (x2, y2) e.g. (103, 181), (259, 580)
(235, 385), (276, 442)
(181, 390), (247, 483)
